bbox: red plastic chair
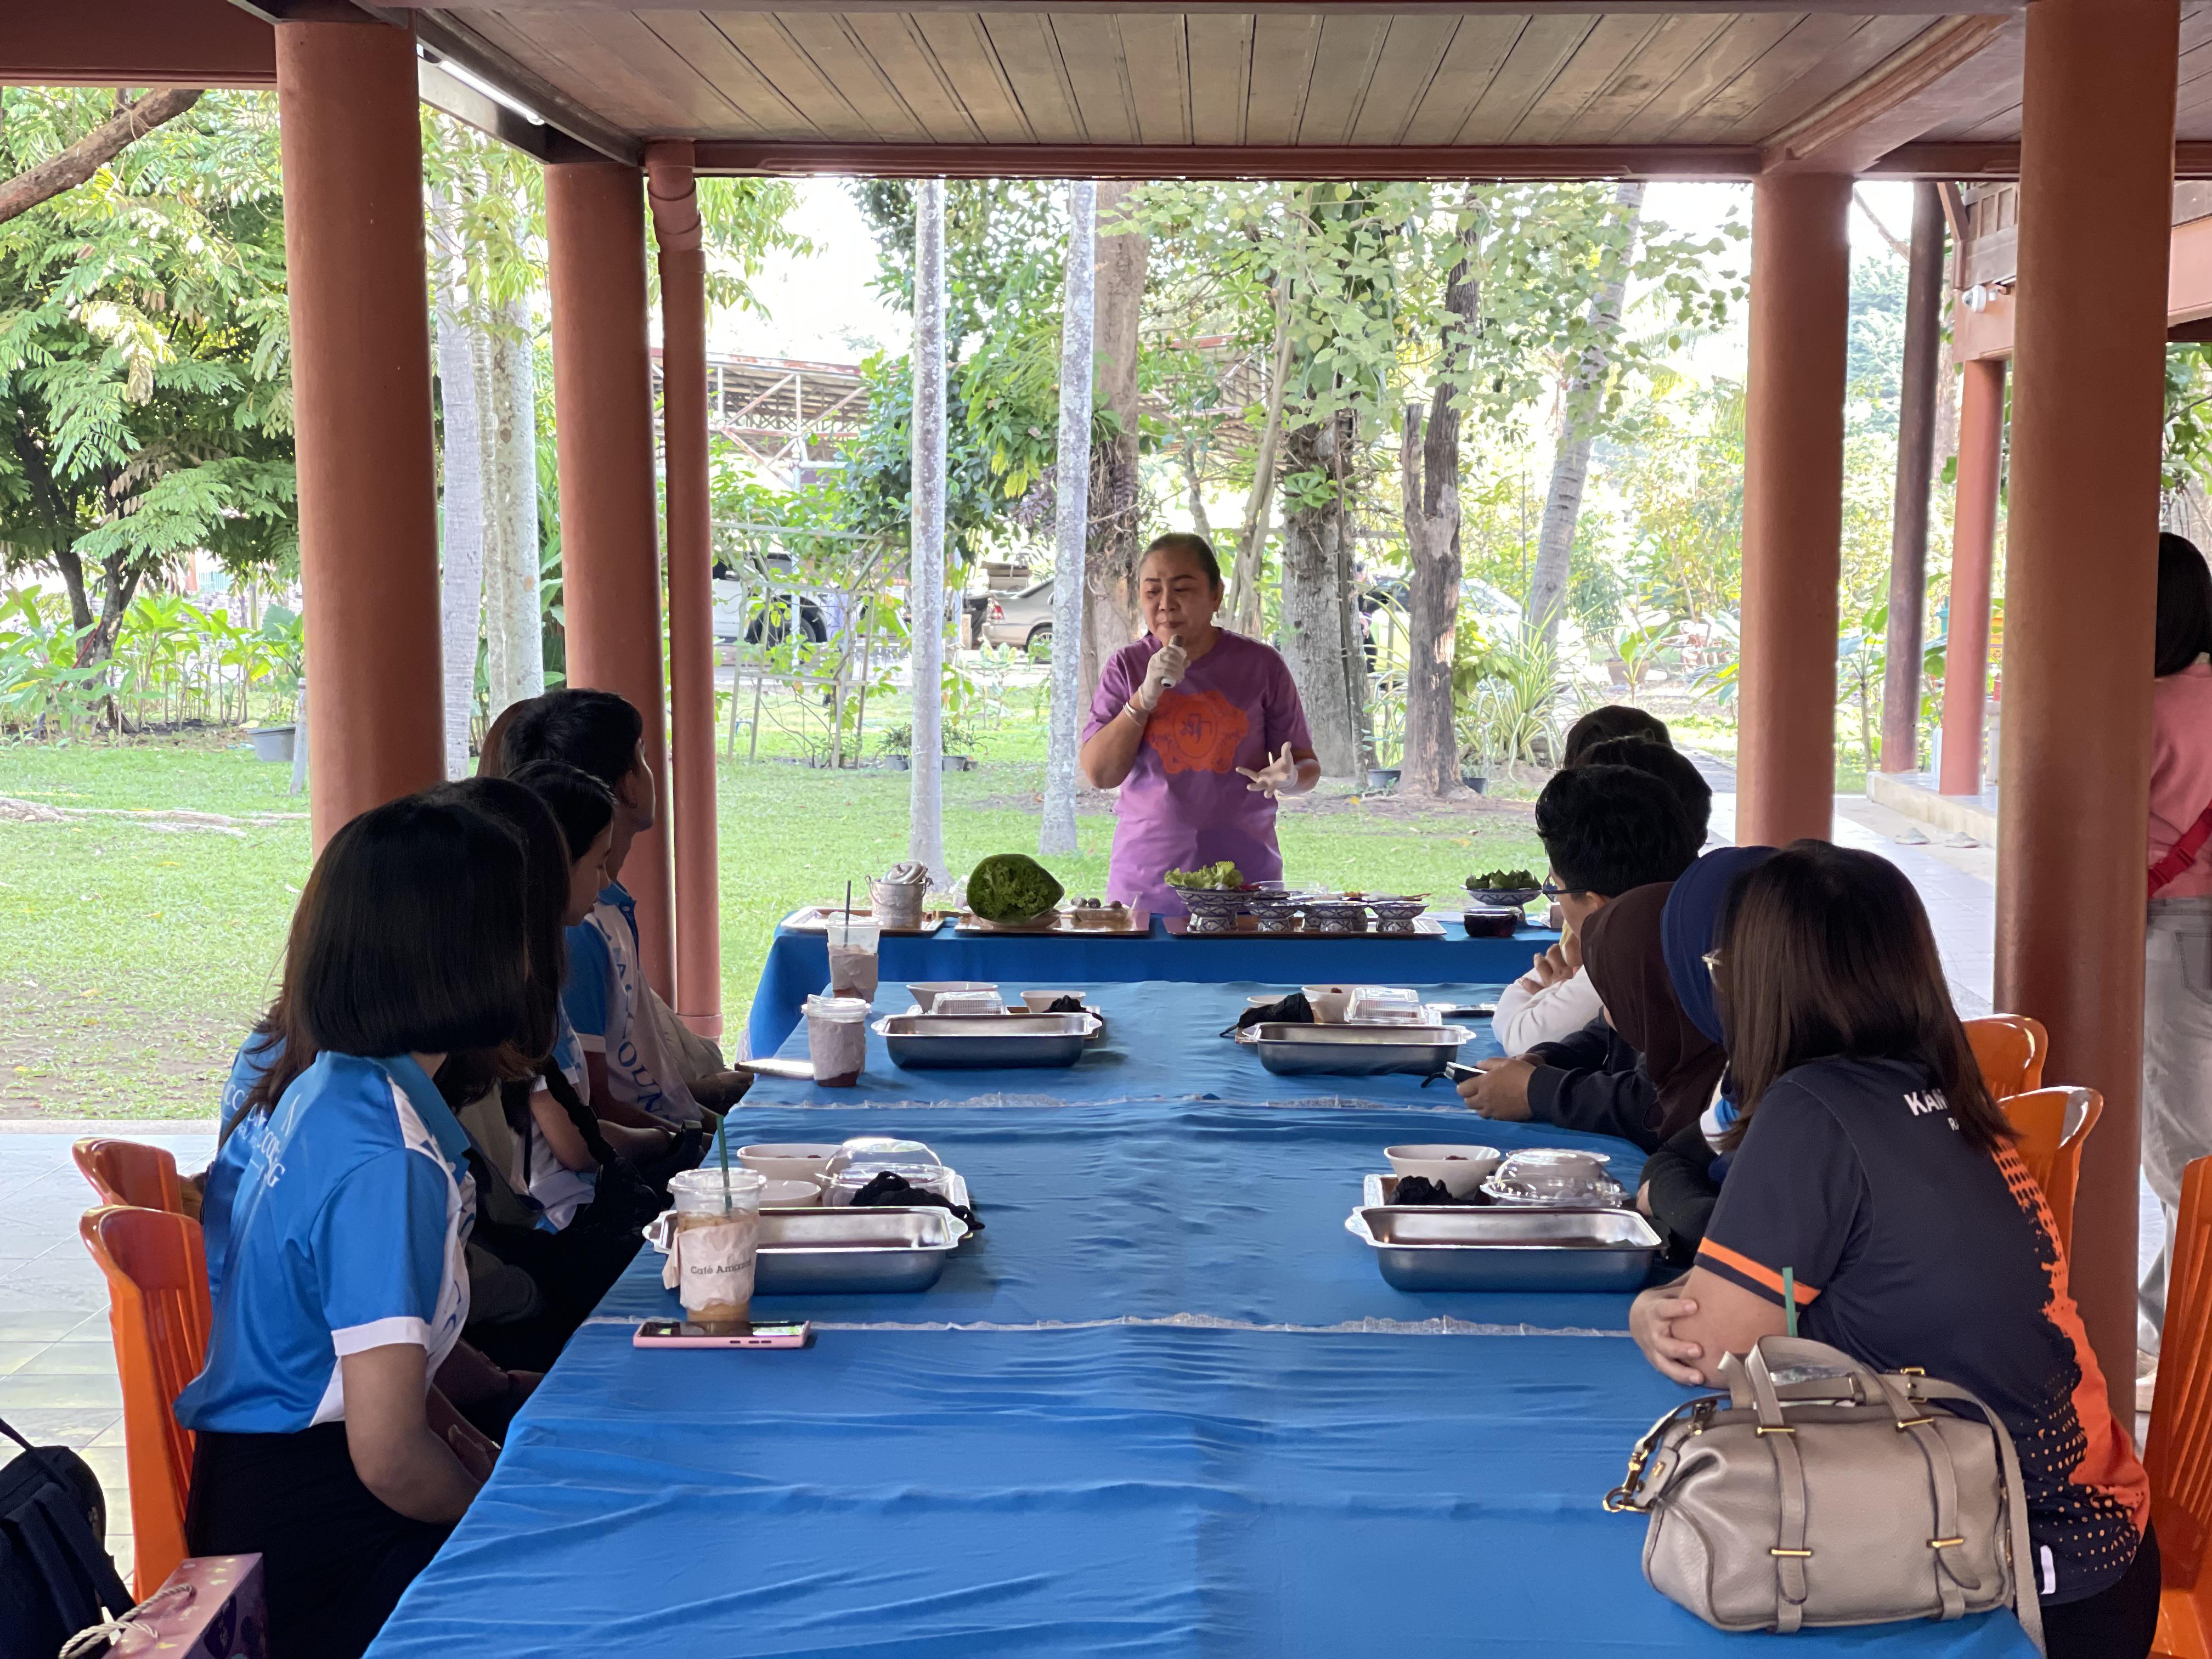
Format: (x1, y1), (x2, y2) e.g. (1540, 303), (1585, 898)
(78, 1205), (212, 1599)
(2152, 1156), (2212, 1656)
(1999, 1086), (2102, 1257)
(1963, 1014), (2048, 1102)
(72, 1138), (183, 1215)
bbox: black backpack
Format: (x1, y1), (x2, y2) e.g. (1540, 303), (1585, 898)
(0, 1410), (131, 1655)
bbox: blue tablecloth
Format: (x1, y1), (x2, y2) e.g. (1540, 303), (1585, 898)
(746, 915), (1557, 1058)
(369, 1322), (2033, 1657)
(605, 1098), (1647, 1331)
(747, 979), (1507, 1108)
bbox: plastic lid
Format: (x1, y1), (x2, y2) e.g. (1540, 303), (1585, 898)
(668, 1166), (766, 1197)
(805, 995), (873, 1020)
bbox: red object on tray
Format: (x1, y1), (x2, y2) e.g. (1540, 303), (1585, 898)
(111, 1554), (266, 1659)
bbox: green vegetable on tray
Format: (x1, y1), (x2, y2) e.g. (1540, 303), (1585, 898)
(966, 853), (1066, 923)
(1164, 861), (1245, 890)
(1469, 868), (1540, 890)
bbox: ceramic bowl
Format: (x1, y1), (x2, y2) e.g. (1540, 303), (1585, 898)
(906, 980), (997, 1010)
(1462, 906), (1522, 939)
(1385, 1144), (1504, 1198)
(1466, 884), (1543, 909)
(1020, 989), (1086, 1012)
(737, 1143), (844, 1182)
(757, 1177), (822, 1207)
(1302, 984), (1354, 1023)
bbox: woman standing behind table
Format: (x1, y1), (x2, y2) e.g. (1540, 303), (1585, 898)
(1080, 533), (1321, 917)
(2139, 532), (2212, 1408)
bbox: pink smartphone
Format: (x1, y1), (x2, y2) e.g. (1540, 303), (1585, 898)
(634, 1319), (812, 1350)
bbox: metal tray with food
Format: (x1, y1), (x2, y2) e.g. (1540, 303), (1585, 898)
(1343, 1205), (1661, 1293)
(779, 905), (952, 936)
(1236, 1021), (1472, 1077)
(955, 906), (1149, 936)
(755, 1206), (971, 1294)
(1359, 1172), (1626, 1210)
(873, 1010), (1101, 1069)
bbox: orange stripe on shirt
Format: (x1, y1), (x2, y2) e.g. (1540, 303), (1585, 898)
(1698, 1238), (1820, 1305)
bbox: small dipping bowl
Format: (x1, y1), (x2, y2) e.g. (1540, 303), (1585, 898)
(757, 1177), (822, 1208)
(1020, 989), (1085, 1012)
(737, 1143), (844, 1183)
(1302, 984), (1353, 1024)
(1385, 1144), (1504, 1198)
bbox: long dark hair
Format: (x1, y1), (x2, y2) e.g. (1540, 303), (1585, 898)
(2157, 532), (2212, 677)
(245, 795), (531, 1114)
(1715, 840), (2010, 1154)
(510, 759), (616, 861)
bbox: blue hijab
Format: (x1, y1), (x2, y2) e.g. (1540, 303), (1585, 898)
(1660, 846), (1776, 1146)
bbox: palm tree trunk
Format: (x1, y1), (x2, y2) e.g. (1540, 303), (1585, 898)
(483, 298), (545, 712)
(1041, 179), (1097, 858)
(907, 178), (949, 878)
(431, 185), (486, 781)
(1080, 180), (1148, 709)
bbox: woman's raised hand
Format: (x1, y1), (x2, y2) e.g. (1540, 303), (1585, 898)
(1236, 744), (1297, 797)
(1132, 634), (1188, 713)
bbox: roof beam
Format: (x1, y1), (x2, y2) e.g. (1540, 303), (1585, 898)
(1762, 15), (2016, 176)
(4, 0), (276, 86)
(1875, 141), (2212, 179)
(444, 0), (2017, 14)
(694, 140), (1763, 182)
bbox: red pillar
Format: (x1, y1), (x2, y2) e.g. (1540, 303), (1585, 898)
(546, 162), (674, 996)
(1736, 171), (1853, 847)
(1939, 359), (2005, 798)
(646, 143), (723, 1039)
(273, 19), (441, 847)
(1997, 0), (2177, 1423)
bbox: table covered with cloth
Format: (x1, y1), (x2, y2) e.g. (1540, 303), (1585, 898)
(744, 913), (1558, 1058)
(368, 1088), (2037, 1655)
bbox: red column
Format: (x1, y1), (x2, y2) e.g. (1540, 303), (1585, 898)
(1997, 0), (2177, 1422)
(1939, 359), (2005, 798)
(646, 143), (723, 1039)
(546, 162), (674, 997)
(1736, 171), (1853, 847)
(273, 19), (441, 847)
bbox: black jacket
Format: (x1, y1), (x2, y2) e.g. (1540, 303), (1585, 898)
(1523, 1017), (1666, 1150)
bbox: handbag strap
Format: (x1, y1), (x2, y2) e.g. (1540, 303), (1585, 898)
(2151, 796), (2212, 896)
(1911, 1374), (2046, 1656)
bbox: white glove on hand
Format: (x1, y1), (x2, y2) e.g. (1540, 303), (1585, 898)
(1131, 634), (1188, 714)
(1236, 744), (1298, 797)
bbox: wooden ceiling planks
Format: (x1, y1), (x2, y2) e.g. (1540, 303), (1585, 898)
(1118, 13), (1196, 145)
(1602, 12), (1796, 143)
(1508, 15), (1668, 144)
(1396, 15), (1523, 146)
(1243, 13), (1322, 144)
(908, 12), (1036, 142)
(978, 13), (1086, 142)
(634, 12), (811, 137)
(840, 12), (987, 142)
(1453, 15), (1598, 144)
(1184, 12), (1255, 145)
(1298, 14), (1393, 144)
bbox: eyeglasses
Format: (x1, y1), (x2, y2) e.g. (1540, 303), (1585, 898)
(1539, 881), (1583, 899)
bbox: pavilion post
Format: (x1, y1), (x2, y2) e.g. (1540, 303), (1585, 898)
(1939, 358), (2005, 799)
(909, 178), (949, 879)
(1736, 171), (1853, 847)
(546, 161), (675, 996)
(1998, 0), (2179, 1421)
(272, 18), (441, 847)
(1880, 181), (1946, 776)
(647, 143), (723, 1039)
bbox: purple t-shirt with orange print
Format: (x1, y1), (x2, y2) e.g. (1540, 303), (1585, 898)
(1082, 628), (1312, 918)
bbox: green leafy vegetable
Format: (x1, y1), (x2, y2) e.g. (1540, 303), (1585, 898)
(1163, 861), (1245, 890)
(967, 853), (1066, 922)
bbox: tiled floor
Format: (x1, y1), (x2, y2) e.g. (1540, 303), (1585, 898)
(0, 1130), (212, 1588)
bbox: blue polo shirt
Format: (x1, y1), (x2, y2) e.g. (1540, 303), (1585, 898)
(176, 1052), (476, 1435)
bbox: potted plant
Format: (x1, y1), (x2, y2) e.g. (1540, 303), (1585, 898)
(878, 724), (912, 771)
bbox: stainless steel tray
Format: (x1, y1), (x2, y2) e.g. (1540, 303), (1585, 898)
(873, 1011), (1098, 1069)
(1360, 1172), (1626, 1210)
(1344, 1205), (1661, 1292)
(1239, 1022), (1472, 1076)
(755, 1206), (970, 1294)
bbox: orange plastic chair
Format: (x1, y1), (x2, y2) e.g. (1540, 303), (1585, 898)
(2000, 1086), (2103, 1257)
(78, 1205), (213, 1599)
(2151, 1156), (2212, 1657)
(72, 1138), (182, 1214)
(1963, 1014), (2049, 1101)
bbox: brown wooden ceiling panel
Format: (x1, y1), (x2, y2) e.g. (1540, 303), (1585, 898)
(1510, 15), (1666, 144)
(1244, 13), (1321, 147)
(1669, 13), (1868, 142)
(978, 14), (1084, 143)
(1603, 13), (1797, 144)
(1455, 15), (1595, 145)
(1298, 15), (1389, 145)
(469, 10), (681, 133)
(841, 13), (985, 143)
(775, 13), (932, 140)
(708, 14), (875, 139)
(1047, 12), (1138, 142)
(1345, 15), (1455, 146)
(909, 13), (1035, 143)
(1184, 13), (1254, 147)
(1569, 13), (1733, 142)
(1397, 16), (1521, 148)
(1116, 15), (1193, 146)
(568, 11), (749, 133)
(634, 13), (800, 139)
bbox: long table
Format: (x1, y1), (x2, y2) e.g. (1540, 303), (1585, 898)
(369, 989), (2036, 1656)
(745, 912), (1558, 1058)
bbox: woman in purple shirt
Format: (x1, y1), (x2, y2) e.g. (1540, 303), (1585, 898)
(1079, 533), (1320, 917)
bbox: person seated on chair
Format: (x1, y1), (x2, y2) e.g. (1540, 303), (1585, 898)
(1493, 721), (1709, 1054)
(1457, 764), (1700, 1145)
(1628, 842), (2157, 1659)
(175, 793), (533, 1659)
(501, 688), (748, 1125)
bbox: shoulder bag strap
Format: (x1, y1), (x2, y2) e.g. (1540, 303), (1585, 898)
(1912, 1376), (2046, 1656)
(2150, 797), (2212, 896)
(538, 1063), (622, 1172)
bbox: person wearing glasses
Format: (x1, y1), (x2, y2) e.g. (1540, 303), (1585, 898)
(1456, 764), (1702, 1145)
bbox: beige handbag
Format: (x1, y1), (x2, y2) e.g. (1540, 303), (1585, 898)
(1605, 1336), (2044, 1652)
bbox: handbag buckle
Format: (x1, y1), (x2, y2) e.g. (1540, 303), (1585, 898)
(1769, 1548), (1814, 1558)
(1928, 1537), (1965, 1550)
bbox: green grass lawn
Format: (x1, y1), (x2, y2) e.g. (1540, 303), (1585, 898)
(0, 699), (1547, 1120)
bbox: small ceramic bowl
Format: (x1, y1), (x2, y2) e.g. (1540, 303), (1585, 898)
(757, 1177), (822, 1208)
(1385, 1144), (1504, 1198)
(737, 1143), (844, 1183)
(907, 980), (997, 1010)
(1302, 984), (1353, 1023)
(1020, 989), (1086, 1012)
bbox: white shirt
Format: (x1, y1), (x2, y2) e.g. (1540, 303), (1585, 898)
(1492, 962), (1605, 1055)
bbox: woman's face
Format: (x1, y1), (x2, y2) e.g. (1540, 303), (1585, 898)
(565, 823), (614, 927)
(1138, 549), (1222, 644)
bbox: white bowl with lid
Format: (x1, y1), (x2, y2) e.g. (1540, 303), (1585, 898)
(737, 1143), (844, 1182)
(1384, 1144), (1503, 1197)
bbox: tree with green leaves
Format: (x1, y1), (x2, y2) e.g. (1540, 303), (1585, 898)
(0, 88), (293, 696)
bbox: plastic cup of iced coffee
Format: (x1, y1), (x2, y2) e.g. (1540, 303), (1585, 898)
(824, 917), (881, 1002)
(804, 994), (872, 1088)
(667, 1166), (766, 1332)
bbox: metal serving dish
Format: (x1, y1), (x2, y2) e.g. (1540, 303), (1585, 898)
(1239, 1021), (1472, 1077)
(1344, 1205), (1661, 1293)
(873, 1010), (1099, 1069)
(755, 1206), (970, 1294)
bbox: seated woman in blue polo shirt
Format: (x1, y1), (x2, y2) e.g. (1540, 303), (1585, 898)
(176, 793), (533, 1659)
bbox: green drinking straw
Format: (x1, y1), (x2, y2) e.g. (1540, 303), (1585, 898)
(715, 1111), (732, 1208)
(1782, 1266), (1798, 1337)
